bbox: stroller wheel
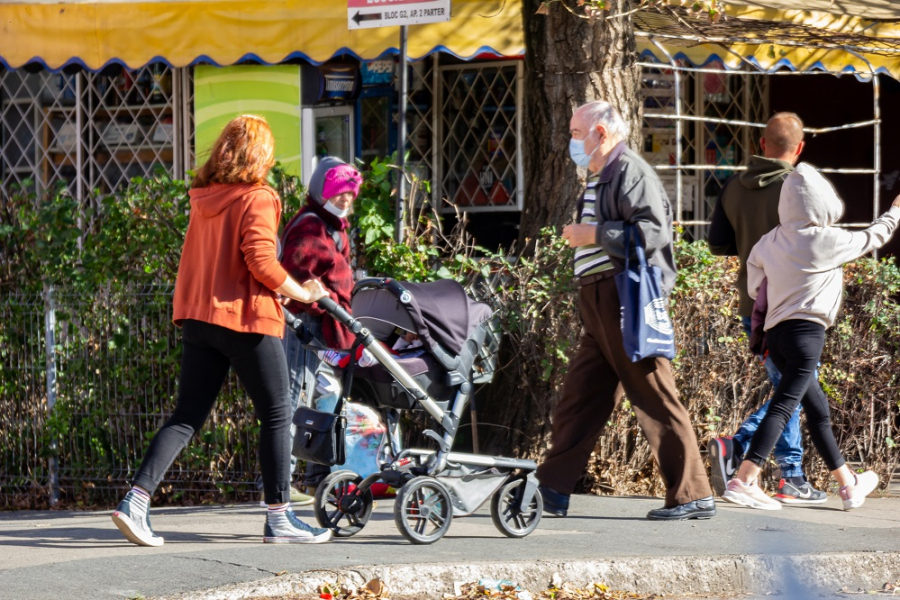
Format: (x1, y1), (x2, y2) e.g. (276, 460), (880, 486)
(393, 476), (453, 545)
(314, 470), (373, 537)
(490, 478), (543, 538)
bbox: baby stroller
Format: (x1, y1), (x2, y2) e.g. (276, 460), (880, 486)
(307, 277), (542, 544)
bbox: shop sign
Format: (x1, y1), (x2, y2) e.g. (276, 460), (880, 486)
(361, 60), (395, 87)
(347, 0), (450, 30)
(301, 62), (361, 104)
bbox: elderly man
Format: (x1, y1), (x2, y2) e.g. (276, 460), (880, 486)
(707, 112), (827, 505)
(536, 100), (715, 521)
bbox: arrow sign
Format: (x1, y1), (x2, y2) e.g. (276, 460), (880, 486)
(351, 11), (382, 26)
(347, 0), (450, 30)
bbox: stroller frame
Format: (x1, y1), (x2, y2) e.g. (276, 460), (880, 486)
(310, 278), (542, 544)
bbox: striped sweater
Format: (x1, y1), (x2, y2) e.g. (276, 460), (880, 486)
(574, 175), (614, 279)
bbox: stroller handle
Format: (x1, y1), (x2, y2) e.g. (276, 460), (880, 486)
(317, 296), (355, 329)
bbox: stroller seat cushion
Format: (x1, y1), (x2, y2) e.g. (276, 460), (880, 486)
(356, 351), (432, 384)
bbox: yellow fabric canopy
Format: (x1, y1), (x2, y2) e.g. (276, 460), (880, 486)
(2, 0), (900, 79)
(637, 38), (900, 79)
(0, 0), (525, 70)
(636, 1), (900, 79)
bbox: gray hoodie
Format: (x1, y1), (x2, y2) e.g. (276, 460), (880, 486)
(747, 162), (900, 331)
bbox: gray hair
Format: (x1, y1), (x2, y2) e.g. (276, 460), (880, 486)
(577, 101), (629, 142)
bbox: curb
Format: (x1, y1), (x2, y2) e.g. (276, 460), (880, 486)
(159, 551), (900, 599)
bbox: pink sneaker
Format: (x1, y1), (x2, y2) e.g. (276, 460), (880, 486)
(722, 478), (782, 511)
(840, 471), (879, 510)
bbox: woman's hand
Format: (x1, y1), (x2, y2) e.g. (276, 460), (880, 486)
(274, 276), (330, 304)
(300, 279), (329, 303)
(892, 194), (900, 210)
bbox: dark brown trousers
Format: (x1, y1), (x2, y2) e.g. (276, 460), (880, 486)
(536, 278), (711, 508)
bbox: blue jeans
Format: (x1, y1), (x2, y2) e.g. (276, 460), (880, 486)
(734, 317), (804, 479)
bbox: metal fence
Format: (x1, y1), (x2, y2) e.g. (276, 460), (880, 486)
(0, 285), (263, 508)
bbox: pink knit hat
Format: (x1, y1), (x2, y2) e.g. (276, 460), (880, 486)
(321, 164), (362, 201)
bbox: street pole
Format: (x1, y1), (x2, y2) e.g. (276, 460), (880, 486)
(396, 25), (408, 244)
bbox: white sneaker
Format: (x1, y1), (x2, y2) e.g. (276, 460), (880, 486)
(722, 478), (782, 511)
(111, 490), (164, 547)
(263, 509), (332, 544)
(840, 471), (879, 510)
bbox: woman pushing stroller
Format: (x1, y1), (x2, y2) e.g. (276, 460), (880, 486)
(723, 162), (900, 510)
(111, 115), (333, 546)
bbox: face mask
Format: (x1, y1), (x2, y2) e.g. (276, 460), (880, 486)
(569, 132), (599, 168)
(323, 200), (350, 218)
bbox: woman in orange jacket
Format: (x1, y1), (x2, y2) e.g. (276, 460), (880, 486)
(111, 115), (332, 546)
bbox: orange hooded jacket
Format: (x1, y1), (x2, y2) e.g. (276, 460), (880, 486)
(172, 183), (289, 338)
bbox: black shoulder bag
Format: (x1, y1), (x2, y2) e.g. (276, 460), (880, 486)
(290, 341), (360, 466)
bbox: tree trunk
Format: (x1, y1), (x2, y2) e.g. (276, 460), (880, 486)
(519, 0), (642, 244)
(478, 1), (642, 458)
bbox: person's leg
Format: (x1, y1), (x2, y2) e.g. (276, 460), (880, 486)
(724, 320), (818, 510)
(731, 401), (768, 457)
(270, 318), (319, 504)
(113, 320), (230, 546)
(535, 333), (621, 498)
(711, 318), (771, 495)
(223, 331), (293, 506)
(131, 321), (230, 494)
(303, 361), (338, 489)
(535, 284), (623, 516)
(593, 279), (712, 513)
(221, 325), (330, 543)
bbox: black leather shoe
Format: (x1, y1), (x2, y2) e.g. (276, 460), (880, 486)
(646, 496), (716, 521)
(538, 485), (570, 517)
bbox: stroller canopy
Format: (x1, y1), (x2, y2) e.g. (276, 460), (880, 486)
(352, 279), (492, 356)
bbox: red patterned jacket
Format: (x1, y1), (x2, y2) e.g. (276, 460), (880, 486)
(280, 199), (354, 349)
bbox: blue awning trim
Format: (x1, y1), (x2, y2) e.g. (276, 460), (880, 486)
(1, 44), (524, 73)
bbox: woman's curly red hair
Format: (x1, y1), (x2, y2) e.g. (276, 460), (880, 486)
(193, 115), (276, 188)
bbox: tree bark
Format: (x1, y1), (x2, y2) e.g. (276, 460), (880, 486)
(479, 1), (642, 458)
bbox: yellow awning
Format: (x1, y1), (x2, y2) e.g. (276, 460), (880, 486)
(3, 0), (900, 79)
(636, 1), (900, 79)
(0, 0), (525, 71)
(639, 41), (900, 79)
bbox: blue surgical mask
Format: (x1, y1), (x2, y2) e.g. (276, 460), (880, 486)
(569, 136), (595, 168)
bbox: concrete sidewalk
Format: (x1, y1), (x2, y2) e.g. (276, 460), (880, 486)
(1, 494), (899, 600)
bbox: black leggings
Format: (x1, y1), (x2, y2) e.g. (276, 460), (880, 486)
(132, 320), (292, 505)
(745, 319), (845, 472)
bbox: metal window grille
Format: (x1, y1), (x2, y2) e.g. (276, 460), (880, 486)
(435, 60), (523, 213)
(0, 66), (192, 204)
(405, 56), (436, 186)
(177, 67), (196, 176)
(640, 58), (769, 240)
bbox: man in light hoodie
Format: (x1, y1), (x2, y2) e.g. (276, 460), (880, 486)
(721, 162), (900, 511)
(707, 113), (827, 505)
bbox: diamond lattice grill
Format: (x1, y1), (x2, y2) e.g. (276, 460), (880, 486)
(1, 66), (181, 204)
(439, 63), (519, 211)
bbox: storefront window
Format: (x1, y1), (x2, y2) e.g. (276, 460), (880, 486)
(640, 61), (768, 239)
(436, 61), (522, 212)
(360, 95), (390, 165)
(0, 65), (191, 203)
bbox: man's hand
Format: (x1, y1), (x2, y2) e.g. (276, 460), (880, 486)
(562, 223), (598, 248)
(892, 194), (900, 210)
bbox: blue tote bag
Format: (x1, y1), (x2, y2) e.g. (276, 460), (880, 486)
(614, 226), (676, 362)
